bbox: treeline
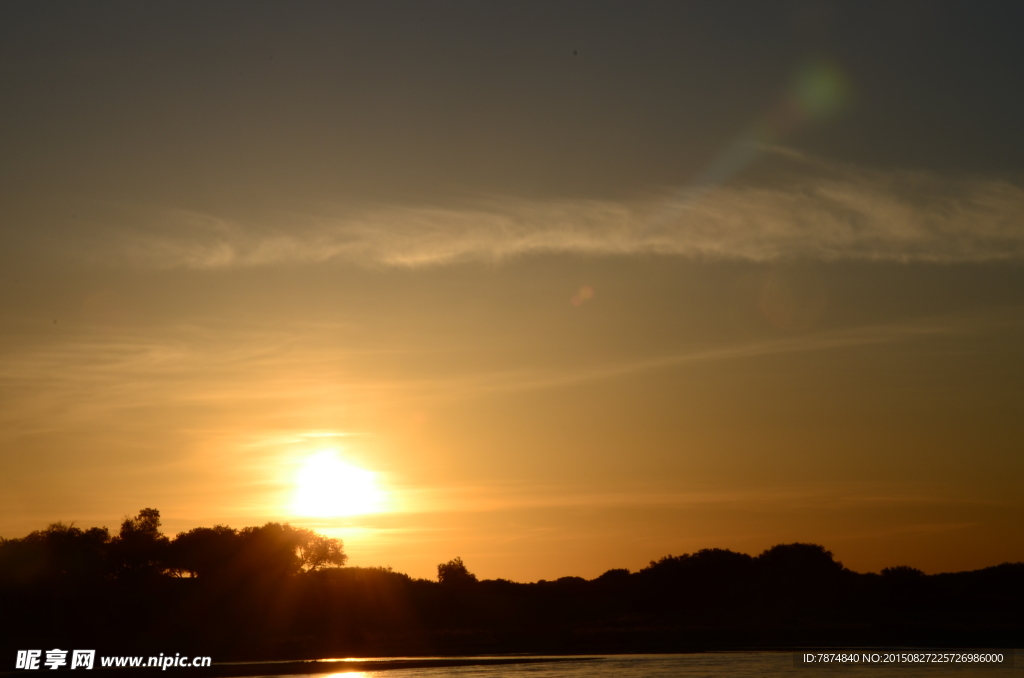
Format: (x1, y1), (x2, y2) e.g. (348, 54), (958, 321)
(0, 509), (345, 584)
(2, 510), (1022, 658)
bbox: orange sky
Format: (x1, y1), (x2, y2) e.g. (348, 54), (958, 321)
(1, 2), (1023, 581)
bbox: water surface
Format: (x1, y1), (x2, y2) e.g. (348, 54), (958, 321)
(269, 652), (1021, 678)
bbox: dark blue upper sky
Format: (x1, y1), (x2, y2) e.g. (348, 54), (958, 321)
(3, 0), (1023, 215)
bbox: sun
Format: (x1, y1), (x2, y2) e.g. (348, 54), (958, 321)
(291, 451), (383, 517)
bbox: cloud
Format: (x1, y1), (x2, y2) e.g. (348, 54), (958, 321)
(102, 151), (1024, 268)
(364, 306), (1023, 403)
(386, 480), (992, 515)
(1, 306), (1014, 440)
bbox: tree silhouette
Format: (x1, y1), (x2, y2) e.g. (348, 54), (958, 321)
(232, 523), (323, 583)
(4, 510), (1022, 658)
(0, 522), (110, 585)
(109, 508), (169, 578)
(757, 542), (844, 577)
(299, 532), (347, 571)
(168, 525), (239, 578)
(437, 556), (477, 585)
(881, 565), (925, 579)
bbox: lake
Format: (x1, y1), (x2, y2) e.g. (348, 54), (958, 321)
(266, 652), (1022, 678)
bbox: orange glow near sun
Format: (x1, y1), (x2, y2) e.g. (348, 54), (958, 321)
(290, 451), (384, 517)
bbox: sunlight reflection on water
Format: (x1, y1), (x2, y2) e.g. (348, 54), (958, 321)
(266, 652), (1021, 678)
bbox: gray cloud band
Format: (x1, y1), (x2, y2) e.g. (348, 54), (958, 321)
(111, 157), (1024, 268)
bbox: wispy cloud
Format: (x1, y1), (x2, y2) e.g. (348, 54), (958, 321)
(360, 306), (1024, 403)
(380, 480), (998, 515)
(103, 150), (1024, 268)
(1, 306), (1017, 434)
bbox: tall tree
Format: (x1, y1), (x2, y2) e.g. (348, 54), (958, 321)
(110, 508), (169, 578)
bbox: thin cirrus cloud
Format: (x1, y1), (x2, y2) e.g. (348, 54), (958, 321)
(105, 151), (1024, 269)
(1, 305), (1015, 439)
(381, 480), (992, 515)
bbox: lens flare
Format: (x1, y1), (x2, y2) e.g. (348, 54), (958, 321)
(655, 58), (852, 228)
(570, 285), (595, 307)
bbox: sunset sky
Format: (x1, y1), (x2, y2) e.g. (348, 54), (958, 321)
(2, 1), (1023, 582)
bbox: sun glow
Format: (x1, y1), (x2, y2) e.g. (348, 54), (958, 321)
(291, 451), (384, 517)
